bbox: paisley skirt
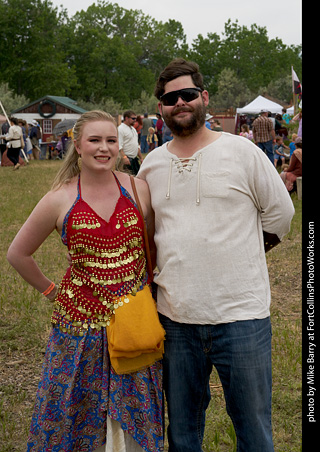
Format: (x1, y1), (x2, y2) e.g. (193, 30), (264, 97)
(26, 326), (163, 452)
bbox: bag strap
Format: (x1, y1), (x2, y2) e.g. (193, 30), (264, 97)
(130, 175), (154, 282)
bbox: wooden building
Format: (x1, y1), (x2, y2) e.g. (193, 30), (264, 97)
(12, 96), (87, 142)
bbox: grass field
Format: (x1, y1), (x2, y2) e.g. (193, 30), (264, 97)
(0, 160), (302, 451)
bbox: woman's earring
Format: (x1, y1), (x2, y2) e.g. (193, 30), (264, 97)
(77, 155), (82, 171)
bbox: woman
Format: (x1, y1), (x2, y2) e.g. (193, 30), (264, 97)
(280, 136), (302, 192)
(0, 117), (24, 169)
(7, 110), (164, 452)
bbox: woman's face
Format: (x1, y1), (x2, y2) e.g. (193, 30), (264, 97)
(75, 120), (119, 172)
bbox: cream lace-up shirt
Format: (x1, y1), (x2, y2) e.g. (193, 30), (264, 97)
(138, 133), (295, 325)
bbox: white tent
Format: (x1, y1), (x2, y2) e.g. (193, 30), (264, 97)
(236, 95), (294, 115)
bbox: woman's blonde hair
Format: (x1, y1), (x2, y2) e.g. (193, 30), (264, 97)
(51, 110), (118, 190)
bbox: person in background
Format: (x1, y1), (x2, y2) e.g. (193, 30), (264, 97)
(162, 121), (173, 143)
(138, 58), (295, 452)
(18, 119), (28, 159)
(29, 120), (41, 160)
(0, 120), (10, 163)
(273, 136), (288, 168)
(280, 136), (302, 193)
(281, 108), (291, 125)
(210, 118), (223, 131)
(0, 117), (24, 170)
(292, 110), (302, 138)
(140, 113), (154, 153)
(289, 133), (297, 157)
(239, 123), (253, 140)
(205, 114), (212, 129)
(133, 115), (143, 143)
(155, 113), (164, 146)
(118, 110), (143, 175)
(147, 126), (158, 151)
(7, 110), (164, 452)
(252, 109), (276, 164)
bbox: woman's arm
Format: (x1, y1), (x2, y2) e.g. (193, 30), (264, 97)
(7, 190), (63, 300)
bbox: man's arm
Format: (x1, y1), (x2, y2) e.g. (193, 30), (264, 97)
(250, 142), (295, 243)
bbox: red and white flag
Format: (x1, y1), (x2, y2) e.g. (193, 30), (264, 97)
(292, 66), (302, 99)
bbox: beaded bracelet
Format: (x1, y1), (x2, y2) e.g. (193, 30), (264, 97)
(42, 281), (56, 297)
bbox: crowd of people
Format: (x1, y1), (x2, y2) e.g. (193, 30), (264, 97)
(238, 107), (302, 194)
(0, 117), (43, 168)
(0, 118), (73, 168)
(118, 111), (173, 176)
(5, 57), (300, 452)
(2, 104), (302, 194)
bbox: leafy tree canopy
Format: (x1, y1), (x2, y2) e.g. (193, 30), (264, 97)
(0, 0), (302, 112)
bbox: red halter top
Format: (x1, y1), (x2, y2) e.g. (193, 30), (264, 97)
(51, 173), (148, 336)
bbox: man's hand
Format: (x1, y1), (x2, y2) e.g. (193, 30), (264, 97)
(263, 231), (280, 252)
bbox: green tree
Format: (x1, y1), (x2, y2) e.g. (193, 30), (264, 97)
(65, 2), (155, 104)
(188, 32), (222, 94)
(65, 1), (187, 104)
(264, 74), (294, 104)
(0, 82), (29, 115)
(218, 20), (302, 92)
(77, 96), (123, 117)
(131, 91), (159, 115)
(0, 0), (77, 99)
(210, 68), (252, 112)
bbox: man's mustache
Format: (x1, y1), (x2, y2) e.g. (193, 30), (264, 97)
(172, 107), (193, 115)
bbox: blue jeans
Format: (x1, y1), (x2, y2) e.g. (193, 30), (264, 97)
(257, 140), (274, 165)
(159, 315), (274, 452)
(140, 135), (148, 153)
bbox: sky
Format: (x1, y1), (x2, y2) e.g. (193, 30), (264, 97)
(51, 0), (302, 47)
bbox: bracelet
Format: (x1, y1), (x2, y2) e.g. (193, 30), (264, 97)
(42, 281), (55, 296)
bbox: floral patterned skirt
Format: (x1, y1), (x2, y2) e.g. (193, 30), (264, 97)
(27, 326), (163, 452)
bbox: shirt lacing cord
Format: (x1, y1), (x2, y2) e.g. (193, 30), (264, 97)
(166, 153), (202, 205)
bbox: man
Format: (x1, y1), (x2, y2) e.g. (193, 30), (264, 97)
(140, 113), (154, 153)
(138, 58), (294, 452)
(252, 109), (276, 164)
(118, 110), (143, 175)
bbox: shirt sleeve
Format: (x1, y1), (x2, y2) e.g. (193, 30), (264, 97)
(249, 145), (295, 240)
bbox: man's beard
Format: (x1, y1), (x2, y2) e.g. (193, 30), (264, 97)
(162, 101), (206, 138)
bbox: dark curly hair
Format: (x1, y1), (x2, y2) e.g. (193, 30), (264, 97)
(154, 58), (204, 100)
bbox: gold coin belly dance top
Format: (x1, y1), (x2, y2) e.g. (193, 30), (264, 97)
(52, 173), (148, 336)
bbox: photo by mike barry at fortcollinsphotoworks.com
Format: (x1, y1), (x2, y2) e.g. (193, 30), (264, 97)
(303, 220), (318, 445)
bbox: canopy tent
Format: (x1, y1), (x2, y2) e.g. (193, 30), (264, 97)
(236, 95), (294, 115)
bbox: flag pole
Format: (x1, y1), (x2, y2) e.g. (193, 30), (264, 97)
(291, 66), (296, 115)
(0, 100), (10, 124)
(0, 100), (29, 163)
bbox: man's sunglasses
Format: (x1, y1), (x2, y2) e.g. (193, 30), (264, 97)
(160, 87), (203, 106)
